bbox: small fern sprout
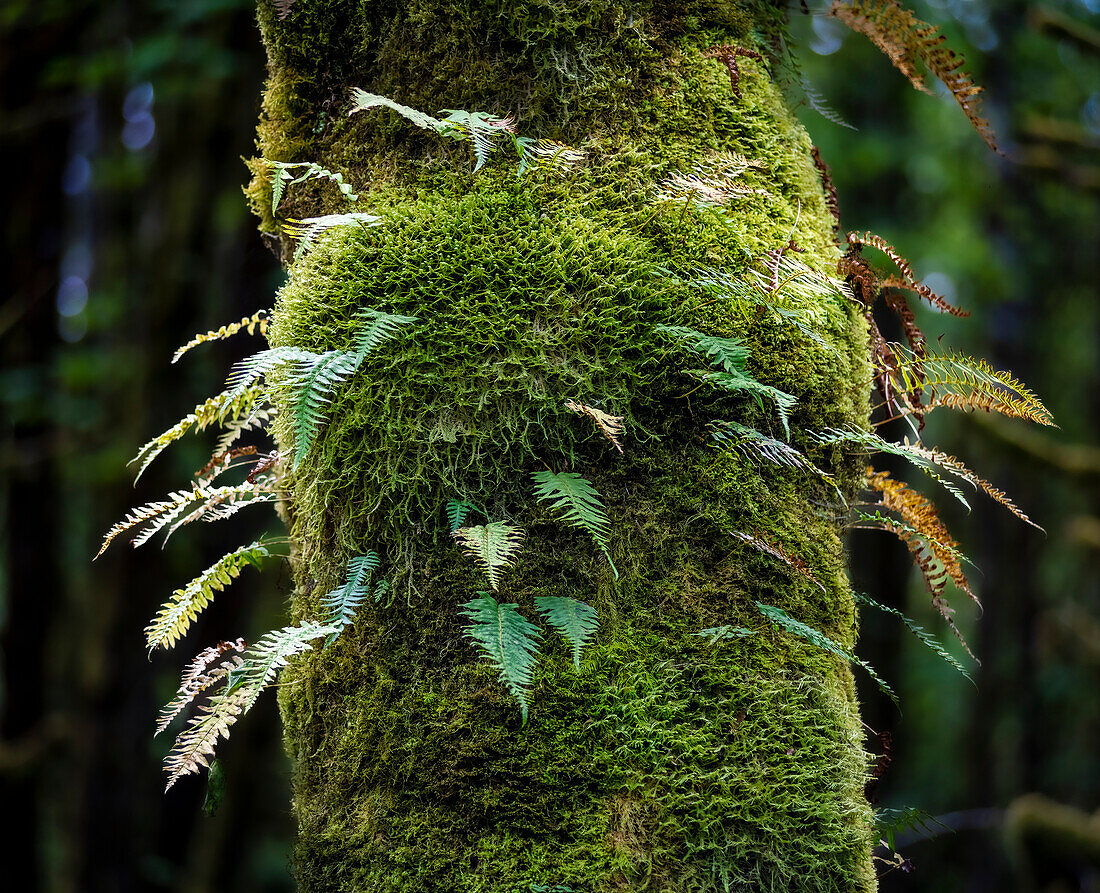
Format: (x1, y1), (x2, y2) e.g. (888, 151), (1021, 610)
(282, 213), (382, 261)
(461, 594), (542, 723)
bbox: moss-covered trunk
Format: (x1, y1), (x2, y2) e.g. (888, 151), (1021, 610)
(251, 1), (876, 890)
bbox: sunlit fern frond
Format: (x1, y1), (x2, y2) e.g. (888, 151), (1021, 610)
(163, 687), (251, 791)
(565, 399), (624, 453)
(888, 343), (1054, 428)
(757, 602), (896, 703)
(319, 553), (380, 645)
(732, 530), (825, 592)
(349, 89), (445, 131)
(535, 596), (598, 671)
(453, 522), (525, 591)
(656, 324), (750, 374)
(828, 0), (998, 152)
(655, 152), (769, 209)
(349, 309), (419, 362)
(461, 594), (541, 723)
(224, 346), (319, 403)
(283, 213), (382, 261)
(214, 404), (276, 455)
(172, 311), (269, 365)
(516, 138), (585, 175)
(531, 470), (616, 578)
(847, 231), (968, 316)
(145, 542), (270, 652)
(854, 591), (973, 683)
(439, 108), (516, 170)
(155, 638), (246, 736)
(129, 385), (266, 483)
(266, 160), (360, 214)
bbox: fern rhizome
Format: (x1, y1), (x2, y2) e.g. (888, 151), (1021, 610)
(103, 4), (1048, 884)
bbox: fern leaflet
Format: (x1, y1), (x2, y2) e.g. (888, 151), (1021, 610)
(535, 596), (598, 670)
(319, 553), (380, 646)
(446, 499), (481, 532)
(453, 522), (525, 591)
(155, 638), (246, 736)
(172, 310), (269, 364)
(854, 591), (973, 682)
(145, 542), (270, 652)
(695, 625), (755, 643)
(283, 213), (382, 260)
(267, 160), (360, 214)
(732, 530), (825, 591)
(348, 89), (445, 131)
(461, 594), (542, 723)
(531, 470), (617, 578)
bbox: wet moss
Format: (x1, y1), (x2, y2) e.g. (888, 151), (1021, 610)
(256, 1), (878, 890)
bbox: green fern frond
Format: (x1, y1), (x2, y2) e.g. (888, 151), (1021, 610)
(172, 311), (269, 364)
(515, 138), (585, 176)
(266, 160), (360, 214)
(145, 542), (270, 652)
(349, 309), (419, 363)
(348, 89), (444, 131)
(695, 625), (756, 643)
(285, 350), (359, 467)
(757, 602), (897, 704)
(461, 594), (542, 723)
(164, 619), (335, 789)
(874, 806), (951, 852)
(129, 385), (266, 483)
(283, 213), (382, 260)
(446, 499), (481, 532)
(155, 638), (246, 736)
(453, 522), (525, 591)
(854, 591), (973, 683)
(224, 346), (320, 402)
(439, 108), (515, 171)
(319, 553), (380, 646)
(710, 420), (824, 475)
(531, 470), (617, 578)
(889, 343), (1054, 427)
(535, 596), (598, 670)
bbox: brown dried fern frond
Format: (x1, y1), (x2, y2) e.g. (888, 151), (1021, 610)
(828, 0), (998, 152)
(811, 146), (840, 232)
(848, 232), (969, 316)
(703, 44), (765, 98)
(732, 530), (825, 592)
(155, 639), (246, 736)
(565, 400), (624, 453)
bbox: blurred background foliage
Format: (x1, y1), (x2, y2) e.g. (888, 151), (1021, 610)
(0, 1), (1096, 890)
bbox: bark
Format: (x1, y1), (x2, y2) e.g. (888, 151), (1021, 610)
(251, 1), (876, 890)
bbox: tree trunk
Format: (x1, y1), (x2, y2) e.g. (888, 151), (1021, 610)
(251, 1), (876, 890)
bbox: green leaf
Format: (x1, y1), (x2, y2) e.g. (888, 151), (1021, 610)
(535, 596), (598, 670)
(853, 591), (974, 683)
(531, 470), (617, 579)
(446, 499), (480, 532)
(461, 594), (542, 723)
(453, 522), (525, 591)
(319, 553), (381, 647)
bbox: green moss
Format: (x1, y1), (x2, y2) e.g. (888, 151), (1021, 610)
(256, 1), (877, 890)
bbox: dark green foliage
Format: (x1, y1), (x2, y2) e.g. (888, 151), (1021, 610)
(319, 553), (381, 646)
(531, 471), (616, 578)
(461, 594), (542, 723)
(535, 596), (599, 670)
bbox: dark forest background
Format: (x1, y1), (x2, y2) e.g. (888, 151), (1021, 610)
(1, 1), (1097, 890)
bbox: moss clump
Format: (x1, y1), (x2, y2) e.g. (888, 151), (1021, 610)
(256, 1), (878, 890)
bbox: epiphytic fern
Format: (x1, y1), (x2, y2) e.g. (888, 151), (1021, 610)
(274, 0), (296, 19)
(565, 399), (624, 453)
(283, 213), (382, 260)
(439, 108), (516, 171)
(267, 160), (360, 214)
(711, 419), (838, 492)
(654, 152), (768, 210)
(531, 470), (617, 578)
(155, 638), (246, 736)
(446, 499), (481, 532)
(888, 343), (1054, 427)
(515, 138), (585, 176)
(461, 594), (542, 723)
(349, 89), (446, 132)
(757, 602), (897, 703)
(319, 553), (380, 646)
(453, 522), (525, 591)
(811, 146), (841, 231)
(732, 530), (825, 592)
(129, 385), (267, 483)
(703, 44), (765, 98)
(854, 591), (973, 682)
(846, 231), (968, 317)
(828, 0), (998, 152)
(535, 596), (598, 670)
(172, 310), (269, 364)
(695, 625), (755, 643)
(163, 620), (337, 789)
(145, 541), (271, 652)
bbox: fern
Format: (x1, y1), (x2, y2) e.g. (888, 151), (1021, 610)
(145, 542), (270, 652)
(811, 145), (841, 230)
(453, 522), (525, 591)
(348, 89), (445, 131)
(531, 470), (617, 578)
(853, 591), (973, 683)
(283, 212), (382, 260)
(446, 499), (481, 532)
(695, 625), (756, 643)
(703, 44), (765, 98)
(319, 553), (380, 646)
(439, 108), (516, 171)
(711, 420), (838, 495)
(172, 310), (269, 364)
(655, 153), (768, 209)
(164, 620), (336, 789)
(565, 399), (624, 453)
(828, 0), (998, 152)
(461, 594), (542, 723)
(847, 231), (968, 316)
(267, 160), (360, 214)
(757, 602), (897, 704)
(515, 138), (585, 176)
(274, 0), (296, 19)
(535, 596), (598, 670)
(155, 638), (246, 736)
(732, 530), (825, 592)
(874, 806), (951, 851)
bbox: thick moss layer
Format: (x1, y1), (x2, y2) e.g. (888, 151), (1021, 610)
(255, 1), (877, 890)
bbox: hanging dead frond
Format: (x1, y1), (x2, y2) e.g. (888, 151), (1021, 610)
(828, 0), (999, 152)
(731, 530), (825, 591)
(172, 311), (269, 364)
(847, 231), (969, 316)
(703, 44), (765, 98)
(155, 639), (246, 736)
(565, 399), (624, 453)
(196, 446), (259, 482)
(811, 146), (841, 232)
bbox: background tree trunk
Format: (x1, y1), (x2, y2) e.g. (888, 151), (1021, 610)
(253, 1), (876, 890)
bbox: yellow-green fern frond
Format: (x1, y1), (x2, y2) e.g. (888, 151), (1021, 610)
(453, 522), (525, 591)
(145, 543), (270, 652)
(172, 310), (269, 364)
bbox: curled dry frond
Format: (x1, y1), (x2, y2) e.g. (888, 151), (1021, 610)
(565, 399), (624, 453)
(828, 0), (998, 152)
(732, 530), (825, 592)
(145, 542), (270, 652)
(703, 44), (765, 98)
(847, 231), (969, 316)
(453, 522), (525, 591)
(655, 152), (768, 208)
(156, 638), (246, 736)
(173, 311), (269, 365)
